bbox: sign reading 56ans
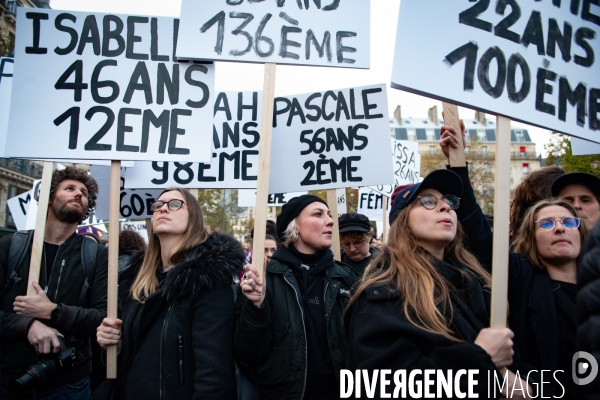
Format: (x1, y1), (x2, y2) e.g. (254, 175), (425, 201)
(5, 9), (215, 162)
(392, 0), (600, 143)
(176, 0), (370, 68)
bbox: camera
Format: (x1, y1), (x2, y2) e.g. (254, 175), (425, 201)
(9, 337), (77, 394)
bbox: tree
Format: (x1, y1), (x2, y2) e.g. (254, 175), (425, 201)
(197, 189), (245, 235)
(420, 136), (496, 215)
(545, 132), (600, 176)
(0, 27), (14, 57)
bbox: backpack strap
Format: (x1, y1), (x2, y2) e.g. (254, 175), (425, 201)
(4, 230), (34, 294)
(77, 236), (98, 307)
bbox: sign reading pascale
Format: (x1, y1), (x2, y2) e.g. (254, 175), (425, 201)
(392, 0), (600, 143)
(269, 84), (394, 193)
(176, 0), (370, 69)
(6, 9), (215, 162)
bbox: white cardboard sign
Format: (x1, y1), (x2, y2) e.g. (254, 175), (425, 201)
(392, 1), (600, 143)
(571, 136), (600, 155)
(238, 189), (307, 207)
(269, 84), (394, 193)
(369, 139), (421, 198)
(121, 220), (149, 244)
(176, 0), (370, 69)
(357, 187), (385, 220)
(0, 57), (13, 156)
(92, 165), (162, 220)
(336, 188), (347, 216)
(125, 91), (262, 189)
(6, 9), (215, 162)
(7, 189), (33, 231)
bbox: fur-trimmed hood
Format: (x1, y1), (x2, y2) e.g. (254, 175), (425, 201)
(121, 233), (244, 301)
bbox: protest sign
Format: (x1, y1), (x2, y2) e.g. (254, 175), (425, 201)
(5, 9), (215, 162)
(370, 139), (421, 197)
(126, 91), (262, 189)
(176, 0), (369, 69)
(392, 1), (600, 143)
(269, 84), (394, 193)
(336, 188), (347, 216)
(0, 57), (13, 155)
(238, 189), (307, 207)
(7, 189), (33, 231)
(571, 136), (600, 155)
(358, 187), (384, 220)
(92, 165), (162, 220)
(121, 220), (149, 243)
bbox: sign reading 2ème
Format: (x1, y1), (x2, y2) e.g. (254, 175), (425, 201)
(176, 0), (370, 68)
(392, 0), (599, 143)
(5, 9), (215, 162)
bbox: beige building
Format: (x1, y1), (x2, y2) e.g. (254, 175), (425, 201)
(0, 0), (49, 234)
(389, 105), (542, 198)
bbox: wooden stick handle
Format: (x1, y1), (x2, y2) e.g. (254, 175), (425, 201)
(106, 160), (121, 378)
(442, 102), (466, 167)
(26, 162), (54, 296)
(326, 189), (341, 261)
(490, 116), (511, 328)
(251, 63), (277, 279)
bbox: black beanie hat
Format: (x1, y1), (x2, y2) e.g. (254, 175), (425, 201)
(276, 195), (328, 240)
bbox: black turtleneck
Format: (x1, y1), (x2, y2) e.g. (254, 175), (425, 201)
(286, 245), (337, 399)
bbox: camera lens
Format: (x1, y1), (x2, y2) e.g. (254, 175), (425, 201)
(9, 360), (56, 393)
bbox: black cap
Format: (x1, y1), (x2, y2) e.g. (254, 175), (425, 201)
(389, 169), (463, 225)
(338, 213), (371, 233)
(551, 173), (600, 198)
(276, 195), (328, 240)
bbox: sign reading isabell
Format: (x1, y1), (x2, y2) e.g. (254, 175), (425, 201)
(392, 0), (599, 142)
(5, 9), (215, 162)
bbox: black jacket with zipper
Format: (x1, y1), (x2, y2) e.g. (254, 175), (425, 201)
(103, 233), (244, 400)
(234, 245), (359, 400)
(0, 231), (108, 388)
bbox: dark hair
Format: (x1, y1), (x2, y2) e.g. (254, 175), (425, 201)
(50, 166), (99, 220)
(119, 230), (147, 256)
(509, 166), (565, 242)
(251, 220), (281, 246)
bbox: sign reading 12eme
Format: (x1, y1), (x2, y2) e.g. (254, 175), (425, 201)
(175, 0), (370, 69)
(392, 0), (599, 143)
(5, 9), (215, 162)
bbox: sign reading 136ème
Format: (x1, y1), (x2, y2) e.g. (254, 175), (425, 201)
(176, 0), (370, 69)
(5, 9), (215, 162)
(392, 0), (599, 143)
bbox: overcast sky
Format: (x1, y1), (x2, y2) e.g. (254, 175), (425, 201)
(49, 0), (554, 156)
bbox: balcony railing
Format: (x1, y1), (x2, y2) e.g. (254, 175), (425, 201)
(511, 152), (538, 159)
(0, 158), (44, 179)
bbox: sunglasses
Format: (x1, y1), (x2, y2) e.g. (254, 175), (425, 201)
(417, 193), (460, 210)
(150, 199), (185, 212)
(535, 216), (580, 231)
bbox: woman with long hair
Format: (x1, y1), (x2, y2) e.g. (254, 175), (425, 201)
(95, 188), (244, 400)
(234, 195), (359, 399)
(346, 170), (525, 399)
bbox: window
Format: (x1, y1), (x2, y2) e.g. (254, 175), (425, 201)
(426, 130), (434, 141)
(429, 146), (436, 155)
(523, 163), (530, 175)
(484, 163), (491, 172)
(465, 147), (470, 154)
(478, 130), (486, 141)
(515, 130), (524, 142)
(482, 146), (488, 156)
(519, 146), (526, 158)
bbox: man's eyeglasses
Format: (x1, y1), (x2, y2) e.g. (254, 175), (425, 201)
(417, 194), (460, 210)
(535, 216), (580, 231)
(150, 199), (185, 212)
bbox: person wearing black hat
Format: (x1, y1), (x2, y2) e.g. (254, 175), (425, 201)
(345, 169), (528, 398)
(551, 172), (600, 230)
(338, 213), (379, 275)
(234, 195), (359, 400)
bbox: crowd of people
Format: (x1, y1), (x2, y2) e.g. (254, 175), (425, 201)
(0, 121), (599, 399)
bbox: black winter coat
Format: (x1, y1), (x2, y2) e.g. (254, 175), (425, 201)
(0, 232), (108, 389)
(234, 246), (359, 400)
(578, 221), (600, 399)
(345, 254), (500, 400)
(97, 233), (244, 400)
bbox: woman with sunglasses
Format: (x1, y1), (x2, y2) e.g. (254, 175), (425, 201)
(95, 189), (244, 400)
(439, 124), (589, 399)
(346, 170), (527, 399)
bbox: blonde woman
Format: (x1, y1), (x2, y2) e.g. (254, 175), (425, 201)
(95, 189), (244, 400)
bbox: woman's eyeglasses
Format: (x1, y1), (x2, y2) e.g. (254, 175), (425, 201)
(535, 216), (580, 231)
(417, 194), (461, 210)
(150, 199), (185, 212)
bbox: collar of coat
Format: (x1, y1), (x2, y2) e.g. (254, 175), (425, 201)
(268, 245), (353, 279)
(120, 233), (244, 302)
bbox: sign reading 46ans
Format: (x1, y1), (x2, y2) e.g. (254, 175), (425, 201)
(6, 9), (215, 162)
